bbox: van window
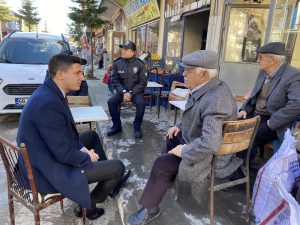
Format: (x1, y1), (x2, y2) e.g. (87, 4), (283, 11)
(0, 37), (67, 64)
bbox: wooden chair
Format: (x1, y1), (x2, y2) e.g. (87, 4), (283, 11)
(0, 137), (87, 225)
(210, 116), (260, 225)
(167, 81), (189, 124)
(66, 96), (90, 107)
(168, 81), (188, 102)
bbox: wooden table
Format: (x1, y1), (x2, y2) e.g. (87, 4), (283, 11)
(70, 106), (109, 130)
(169, 100), (187, 125)
(147, 81), (163, 118)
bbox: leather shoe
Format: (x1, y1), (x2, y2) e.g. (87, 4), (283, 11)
(73, 205), (105, 220)
(107, 127), (122, 136)
(127, 207), (161, 225)
(227, 167), (245, 181)
(134, 130), (142, 139)
(110, 169), (131, 198)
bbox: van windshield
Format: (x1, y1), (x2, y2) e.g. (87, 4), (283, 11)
(0, 37), (69, 64)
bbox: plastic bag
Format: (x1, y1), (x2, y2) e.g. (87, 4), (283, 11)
(102, 71), (110, 84)
(252, 129), (300, 225)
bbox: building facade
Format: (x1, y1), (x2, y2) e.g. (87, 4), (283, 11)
(99, 0), (300, 95)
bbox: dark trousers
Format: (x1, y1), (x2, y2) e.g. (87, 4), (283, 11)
(79, 131), (125, 206)
(139, 132), (185, 208)
(79, 130), (107, 160)
(107, 92), (146, 130)
(238, 114), (278, 162)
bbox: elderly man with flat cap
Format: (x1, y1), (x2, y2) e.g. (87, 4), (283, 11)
(237, 42), (300, 167)
(127, 50), (242, 225)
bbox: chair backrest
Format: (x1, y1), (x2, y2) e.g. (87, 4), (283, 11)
(168, 81), (189, 101)
(67, 96), (90, 107)
(0, 137), (40, 208)
(217, 116), (261, 156)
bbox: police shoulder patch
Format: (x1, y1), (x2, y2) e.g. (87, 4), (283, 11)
(133, 66), (138, 74)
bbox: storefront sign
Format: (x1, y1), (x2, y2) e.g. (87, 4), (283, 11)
(121, 0), (160, 27)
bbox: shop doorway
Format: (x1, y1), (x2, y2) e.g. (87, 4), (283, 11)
(182, 9), (210, 56)
(107, 31), (125, 61)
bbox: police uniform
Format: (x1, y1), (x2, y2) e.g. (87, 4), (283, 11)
(107, 55), (147, 134)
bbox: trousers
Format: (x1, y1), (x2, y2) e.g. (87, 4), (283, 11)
(139, 132), (185, 208)
(107, 92), (145, 130)
(79, 130), (125, 206)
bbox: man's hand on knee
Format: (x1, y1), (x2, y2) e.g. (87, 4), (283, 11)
(87, 149), (99, 162)
(123, 92), (132, 102)
(168, 144), (186, 157)
(238, 110), (247, 119)
(166, 126), (181, 139)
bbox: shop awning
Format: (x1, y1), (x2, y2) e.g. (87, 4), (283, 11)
(98, 0), (121, 21)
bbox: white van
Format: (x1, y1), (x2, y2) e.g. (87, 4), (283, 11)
(0, 31), (70, 114)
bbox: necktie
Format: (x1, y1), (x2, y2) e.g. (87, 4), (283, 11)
(64, 96), (69, 106)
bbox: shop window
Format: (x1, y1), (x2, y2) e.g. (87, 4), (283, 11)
(115, 18), (122, 32)
(291, 1), (300, 68)
(166, 20), (182, 58)
(147, 22), (159, 54)
(224, 7), (269, 62)
(136, 26), (146, 55)
(269, 0), (299, 66)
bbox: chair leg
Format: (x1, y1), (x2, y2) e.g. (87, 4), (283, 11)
(82, 208), (86, 225)
(60, 199), (64, 212)
(8, 192), (15, 225)
(34, 212), (40, 225)
(174, 108), (178, 125)
(246, 168), (250, 222)
(210, 159), (215, 225)
(173, 177), (178, 201)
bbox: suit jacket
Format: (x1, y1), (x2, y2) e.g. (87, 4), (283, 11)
(177, 77), (242, 183)
(17, 78), (93, 208)
(240, 62), (300, 140)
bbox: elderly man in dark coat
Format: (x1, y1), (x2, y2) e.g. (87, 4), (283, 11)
(238, 42), (300, 163)
(127, 50), (242, 225)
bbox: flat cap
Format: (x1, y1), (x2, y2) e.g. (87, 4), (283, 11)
(180, 50), (218, 69)
(119, 41), (136, 51)
(256, 42), (286, 55)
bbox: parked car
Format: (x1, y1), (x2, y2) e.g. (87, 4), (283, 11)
(0, 31), (70, 113)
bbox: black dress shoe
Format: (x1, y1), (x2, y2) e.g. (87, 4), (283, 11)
(110, 169), (131, 198)
(107, 127), (122, 136)
(73, 205), (105, 220)
(134, 130), (142, 139)
(227, 167), (245, 181)
(127, 207), (161, 225)
(73, 205), (82, 218)
(86, 207), (105, 220)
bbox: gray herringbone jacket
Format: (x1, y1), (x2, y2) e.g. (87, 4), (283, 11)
(177, 77), (243, 183)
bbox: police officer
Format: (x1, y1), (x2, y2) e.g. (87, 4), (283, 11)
(107, 41), (147, 138)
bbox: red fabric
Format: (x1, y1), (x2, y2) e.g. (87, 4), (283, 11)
(103, 71), (110, 84)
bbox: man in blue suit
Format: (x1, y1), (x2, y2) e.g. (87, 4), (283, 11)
(17, 54), (125, 220)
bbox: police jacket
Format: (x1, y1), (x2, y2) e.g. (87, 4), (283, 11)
(111, 57), (147, 95)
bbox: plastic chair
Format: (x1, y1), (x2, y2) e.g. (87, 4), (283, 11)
(0, 136), (87, 225)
